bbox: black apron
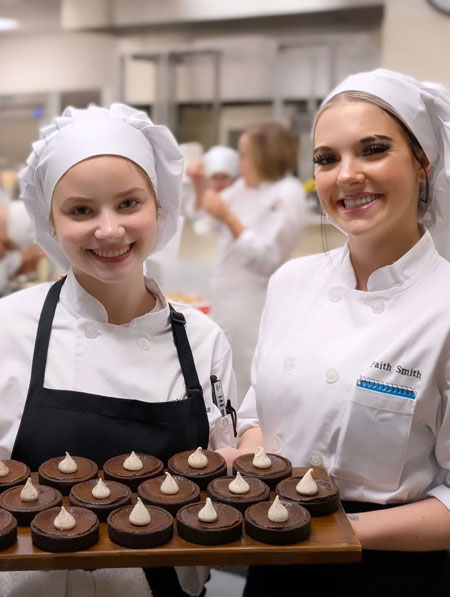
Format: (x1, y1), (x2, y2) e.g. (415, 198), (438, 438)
(12, 277), (210, 596)
(243, 501), (450, 597)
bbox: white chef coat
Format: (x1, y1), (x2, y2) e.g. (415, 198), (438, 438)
(7, 200), (33, 247)
(238, 230), (450, 510)
(0, 268), (237, 597)
(0, 250), (22, 295)
(0, 200), (34, 295)
(195, 175), (307, 404)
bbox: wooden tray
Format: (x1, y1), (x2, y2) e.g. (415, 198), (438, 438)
(0, 467), (360, 571)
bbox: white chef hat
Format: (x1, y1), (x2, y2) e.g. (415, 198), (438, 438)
(19, 103), (184, 270)
(203, 145), (239, 179)
(319, 68), (450, 260)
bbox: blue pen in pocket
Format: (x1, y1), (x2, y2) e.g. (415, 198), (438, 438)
(357, 376), (416, 399)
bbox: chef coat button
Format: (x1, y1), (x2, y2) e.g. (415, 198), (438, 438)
(309, 451), (323, 467)
(325, 368), (339, 384)
(138, 337), (151, 351)
(270, 436), (282, 452)
(283, 357), (298, 372)
(371, 298), (385, 314)
(84, 323), (98, 339)
(328, 288), (341, 302)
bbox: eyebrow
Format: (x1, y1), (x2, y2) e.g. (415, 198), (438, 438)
(63, 187), (147, 202)
(313, 134), (394, 156)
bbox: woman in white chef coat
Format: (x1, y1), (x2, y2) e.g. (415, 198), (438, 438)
(0, 104), (237, 597)
(225, 69), (450, 595)
(192, 124), (307, 403)
(0, 200), (42, 294)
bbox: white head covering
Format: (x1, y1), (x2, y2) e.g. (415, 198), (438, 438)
(319, 68), (450, 260)
(19, 103), (183, 270)
(203, 145), (239, 179)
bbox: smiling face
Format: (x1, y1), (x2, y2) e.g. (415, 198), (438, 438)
(313, 99), (425, 251)
(51, 155), (158, 293)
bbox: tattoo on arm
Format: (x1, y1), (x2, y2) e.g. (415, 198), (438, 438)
(347, 513), (360, 521)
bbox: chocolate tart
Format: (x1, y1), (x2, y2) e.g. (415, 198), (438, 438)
(103, 453), (164, 492)
(137, 475), (200, 516)
(0, 508), (17, 550)
(276, 474), (339, 516)
(31, 506), (99, 552)
(0, 484), (62, 526)
(107, 504), (173, 548)
(0, 460), (30, 493)
(38, 456), (98, 495)
(69, 479), (132, 522)
(207, 476), (270, 513)
(244, 500), (311, 545)
(167, 450), (227, 490)
(176, 501), (242, 545)
(232, 453), (292, 489)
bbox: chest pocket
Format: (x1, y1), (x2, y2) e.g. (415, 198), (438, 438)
(331, 381), (416, 491)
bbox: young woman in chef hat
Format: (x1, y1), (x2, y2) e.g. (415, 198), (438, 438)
(221, 69), (450, 595)
(189, 124), (308, 404)
(0, 103), (237, 597)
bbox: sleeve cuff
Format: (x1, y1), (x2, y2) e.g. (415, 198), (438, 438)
(427, 484), (450, 511)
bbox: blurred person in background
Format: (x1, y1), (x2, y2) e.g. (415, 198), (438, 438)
(0, 200), (43, 295)
(187, 144), (240, 199)
(189, 123), (307, 404)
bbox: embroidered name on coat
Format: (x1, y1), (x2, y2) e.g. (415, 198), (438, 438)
(370, 360), (422, 379)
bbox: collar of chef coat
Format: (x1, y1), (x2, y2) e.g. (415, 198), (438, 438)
(339, 229), (439, 292)
(59, 268), (170, 330)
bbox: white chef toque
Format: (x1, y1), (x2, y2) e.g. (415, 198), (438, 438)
(19, 103), (184, 270)
(203, 145), (239, 179)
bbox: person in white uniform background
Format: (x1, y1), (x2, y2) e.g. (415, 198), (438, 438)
(190, 123), (307, 404)
(217, 69), (450, 595)
(145, 144), (239, 288)
(0, 103), (237, 597)
(0, 200), (42, 294)
(188, 145), (239, 197)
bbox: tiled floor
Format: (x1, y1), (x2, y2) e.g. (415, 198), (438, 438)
(205, 567), (246, 596)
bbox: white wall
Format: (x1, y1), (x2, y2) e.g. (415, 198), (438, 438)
(0, 32), (116, 95)
(382, 0), (450, 87)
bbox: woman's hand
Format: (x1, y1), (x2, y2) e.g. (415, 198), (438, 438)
(201, 190), (229, 220)
(348, 497), (450, 551)
(186, 159), (205, 183)
(215, 428), (264, 467)
(215, 447), (248, 467)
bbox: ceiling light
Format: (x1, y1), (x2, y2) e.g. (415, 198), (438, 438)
(0, 18), (18, 31)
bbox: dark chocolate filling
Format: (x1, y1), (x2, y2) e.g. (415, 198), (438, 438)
(32, 506), (98, 538)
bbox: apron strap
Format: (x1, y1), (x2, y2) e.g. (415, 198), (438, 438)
(169, 304), (203, 398)
(28, 277), (66, 392)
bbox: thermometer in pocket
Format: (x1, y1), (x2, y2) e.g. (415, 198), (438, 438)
(210, 375), (227, 416)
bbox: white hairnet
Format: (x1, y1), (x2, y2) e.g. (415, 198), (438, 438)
(203, 145), (239, 179)
(320, 68), (450, 260)
(19, 103), (183, 270)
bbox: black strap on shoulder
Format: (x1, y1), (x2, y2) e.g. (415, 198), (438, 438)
(169, 304), (203, 397)
(28, 277), (66, 391)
